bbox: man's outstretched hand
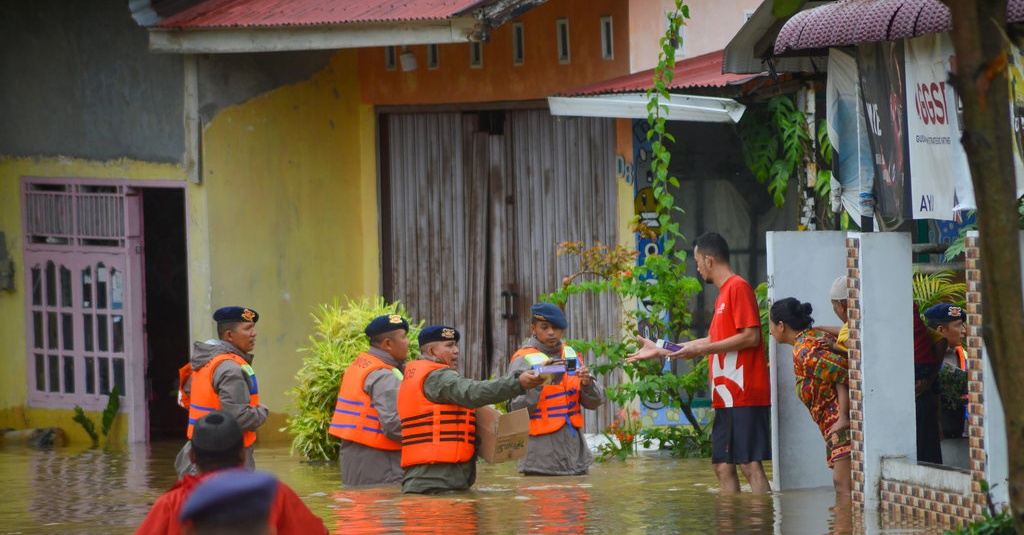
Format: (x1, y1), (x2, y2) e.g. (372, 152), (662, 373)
(625, 335), (671, 362)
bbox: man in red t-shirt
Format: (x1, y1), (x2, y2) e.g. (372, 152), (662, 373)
(136, 411), (327, 535)
(628, 232), (771, 493)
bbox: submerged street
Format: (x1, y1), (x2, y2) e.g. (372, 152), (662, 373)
(0, 440), (946, 534)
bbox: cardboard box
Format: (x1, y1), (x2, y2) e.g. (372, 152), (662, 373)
(476, 405), (530, 463)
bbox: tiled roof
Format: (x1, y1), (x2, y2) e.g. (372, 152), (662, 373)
(153, 0), (488, 28)
(559, 50), (759, 97)
(776, 0), (1024, 55)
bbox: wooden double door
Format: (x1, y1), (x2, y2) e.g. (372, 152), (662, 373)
(380, 109), (620, 404)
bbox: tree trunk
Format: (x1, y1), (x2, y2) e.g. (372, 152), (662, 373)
(947, 1), (1024, 529)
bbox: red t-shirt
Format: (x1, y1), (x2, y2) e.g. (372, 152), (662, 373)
(707, 275), (771, 409)
(134, 470), (327, 535)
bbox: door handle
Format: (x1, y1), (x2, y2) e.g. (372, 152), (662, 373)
(501, 290), (516, 319)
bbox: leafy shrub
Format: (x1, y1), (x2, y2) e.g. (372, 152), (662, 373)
(72, 385), (120, 448)
(640, 418), (714, 459)
(284, 297), (421, 461)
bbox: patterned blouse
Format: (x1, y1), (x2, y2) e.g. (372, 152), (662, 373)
(792, 328), (848, 436)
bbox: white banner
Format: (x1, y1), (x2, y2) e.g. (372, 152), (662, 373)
(904, 33), (971, 220)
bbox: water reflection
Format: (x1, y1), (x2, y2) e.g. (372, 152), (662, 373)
(0, 442), (946, 534)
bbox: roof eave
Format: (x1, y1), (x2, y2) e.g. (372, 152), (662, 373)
(148, 16), (480, 53)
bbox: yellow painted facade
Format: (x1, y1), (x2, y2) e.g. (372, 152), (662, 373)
(198, 49), (378, 439)
(0, 156), (186, 444)
(0, 49), (378, 444)
(0, 0), (710, 446)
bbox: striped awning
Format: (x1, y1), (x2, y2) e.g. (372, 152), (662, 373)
(775, 0), (1024, 55)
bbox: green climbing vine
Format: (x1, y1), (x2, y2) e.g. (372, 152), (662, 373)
(544, 1), (711, 458)
(739, 94), (840, 228)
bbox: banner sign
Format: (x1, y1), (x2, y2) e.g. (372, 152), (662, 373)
(904, 33), (971, 220)
(858, 41), (909, 227)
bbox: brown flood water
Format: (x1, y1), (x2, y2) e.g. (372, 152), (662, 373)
(0, 440), (946, 535)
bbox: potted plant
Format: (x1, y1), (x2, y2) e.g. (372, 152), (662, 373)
(937, 364), (968, 438)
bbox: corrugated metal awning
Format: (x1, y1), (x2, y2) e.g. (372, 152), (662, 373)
(152, 0), (488, 28)
(133, 0), (547, 53)
(723, 0), (831, 74)
(548, 50), (757, 123)
(557, 50), (759, 97)
(775, 0), (1024, 55)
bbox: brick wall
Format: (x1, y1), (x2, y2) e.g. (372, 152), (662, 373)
(845, 235), (986, 528)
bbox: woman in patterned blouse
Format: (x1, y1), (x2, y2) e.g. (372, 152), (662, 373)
(770, 297), (852, 497)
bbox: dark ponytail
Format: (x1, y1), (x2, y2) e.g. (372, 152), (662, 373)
(770, 297), (814, 331)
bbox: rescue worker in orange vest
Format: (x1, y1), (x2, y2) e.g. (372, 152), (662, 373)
(924, 303), (969, 437)
(175, 306), (269, 479)
(508, 303), (606, 475)
(397, 325), (545, 494)
(328, 314), (411, 486)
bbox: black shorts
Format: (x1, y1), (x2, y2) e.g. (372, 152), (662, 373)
(711, 406), (772, 464)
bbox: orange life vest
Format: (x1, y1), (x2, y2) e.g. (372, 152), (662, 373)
(328, 353), (402, 450)
(186, 353), (260, 447)
(510, 346), (584, 435)
(956, 346), (967, 371)
(397, 359), (476, 468)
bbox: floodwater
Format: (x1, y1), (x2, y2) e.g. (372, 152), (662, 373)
(0, 440), (947, 535)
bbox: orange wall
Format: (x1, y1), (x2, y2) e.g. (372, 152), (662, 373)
(359, 0), (631, 105)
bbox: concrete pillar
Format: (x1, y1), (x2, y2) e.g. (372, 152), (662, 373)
(848, 232), (916, 511)
(766, 230), (848, 491)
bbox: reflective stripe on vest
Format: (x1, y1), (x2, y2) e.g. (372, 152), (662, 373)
(328, 353), (402, 450)
(397, 359), (476, 468)
(510, 346), (585, 435)
(186, 353), (260, 447)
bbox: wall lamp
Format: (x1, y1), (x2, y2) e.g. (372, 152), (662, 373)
(400, 47), (418, 72)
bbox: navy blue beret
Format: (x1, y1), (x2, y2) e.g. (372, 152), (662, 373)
(191, 410), (243, 454)
(365, 314), (409, 338)
(530, 303), (567, 329)
(418, 325), (460, 346)
(179, 470), (278, 525)
(213, 306), (259, 324)
(924, 303), (965, 324)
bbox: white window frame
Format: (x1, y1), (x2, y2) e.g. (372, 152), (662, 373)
(600, 16), (614, 60)
(427, 44), (439, 70)
(556, 18), (570, 65)
(470, 42), (483, 69)
(512, 22), (525, 66)
(385, 46), (397, 71)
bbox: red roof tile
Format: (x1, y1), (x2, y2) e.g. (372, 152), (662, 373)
(156, 0), (488, 28)
(559, 50), (759, 97)
(775, 0), (1024, 55)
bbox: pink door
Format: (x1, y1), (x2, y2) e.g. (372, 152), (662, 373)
(22, 178), (147, 443)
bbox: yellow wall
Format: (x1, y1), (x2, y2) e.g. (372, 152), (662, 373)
(0, 156), (186, 444)
(199, 49), (377, 441)
(359, 0), (632, 105)
(0, 49), (376, 444)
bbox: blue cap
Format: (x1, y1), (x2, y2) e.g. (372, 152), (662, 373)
(365, 314), (409, 338)
(179, 470), (277, 525)
(418, 325), (460, 346)
(924, 303), (965, 324)
(530, 303), (567, 329)
(213, 306), (259, 324)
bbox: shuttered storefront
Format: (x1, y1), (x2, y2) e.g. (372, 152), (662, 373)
(380, 108), (620, 430)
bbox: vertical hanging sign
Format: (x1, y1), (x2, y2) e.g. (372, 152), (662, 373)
(904, 33), (971, 220)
